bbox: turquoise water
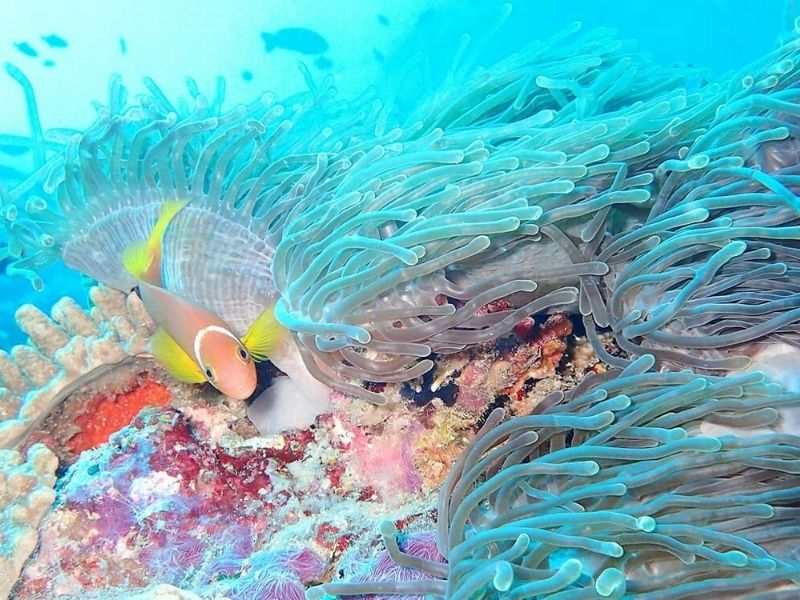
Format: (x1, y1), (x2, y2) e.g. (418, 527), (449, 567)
(0, 0), (792, 347)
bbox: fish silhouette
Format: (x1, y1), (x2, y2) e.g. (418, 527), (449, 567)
(260, 28), (329, 55)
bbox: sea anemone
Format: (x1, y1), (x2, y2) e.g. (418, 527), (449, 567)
(308, 355), (800, 598)
(601, 36), (800, 372)
(0, 64), (74, 292)
(3, 9), (800, 600)
(1, 20), (765, 403)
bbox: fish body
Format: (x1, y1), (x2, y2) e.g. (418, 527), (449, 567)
(14, 42), (38, 58)
(42, 34), (68, 48)
(260, 28), (329, 54)
(123, 200), (282, 400)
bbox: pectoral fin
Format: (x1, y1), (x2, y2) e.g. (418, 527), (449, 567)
(242, 305), (284, 361)
(151, 328), (206, 383)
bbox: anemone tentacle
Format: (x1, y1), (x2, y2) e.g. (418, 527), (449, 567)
(602, 40), (800, 371)
(4, 22), (800, 399)
(307, 355), (800, 599)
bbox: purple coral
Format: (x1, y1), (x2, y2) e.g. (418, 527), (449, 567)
(347, 530), (447, 600)
(228, 547), (326, 600)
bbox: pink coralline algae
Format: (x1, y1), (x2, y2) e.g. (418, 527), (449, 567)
(13, 406), (336, 597)
(345, 417), (424, 499)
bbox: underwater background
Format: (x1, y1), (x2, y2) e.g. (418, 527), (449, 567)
(0, 0), (791, 346)
(5, 1), (800, 599)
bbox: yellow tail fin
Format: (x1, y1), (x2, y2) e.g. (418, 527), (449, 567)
(241, 305), (285, 361)
(122, 199), (189, 281)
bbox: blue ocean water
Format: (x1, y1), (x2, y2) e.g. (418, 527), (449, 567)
(0, 0), (791, 347)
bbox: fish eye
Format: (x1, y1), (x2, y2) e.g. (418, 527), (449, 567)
(204, 366), (215, 381)
(237, 346), (250, 363)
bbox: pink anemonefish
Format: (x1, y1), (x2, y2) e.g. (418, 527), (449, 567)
(122, 200), (282, 400)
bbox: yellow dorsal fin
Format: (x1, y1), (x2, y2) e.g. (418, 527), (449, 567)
(122, 240), (154, 280)
(149, 199), (189, 250)
(122, 199), (189, 282)
(241, 305), (285, 361)
(151, 327), (207, 384)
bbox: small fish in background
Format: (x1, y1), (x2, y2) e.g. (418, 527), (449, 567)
(373, 48), (385, 63)
(119, 37), (127, 55)
(314, 56), (332, 70)
(123, 200), (282, 400)
(13, 42), (38, 57)
(242, 69), (254, 81)
(0, 143), (28, 157)
(14, 34), (66, 66)
(41, 34), (67, 48)
(260, 28), (329, 55)
(377, 14), (390, 26)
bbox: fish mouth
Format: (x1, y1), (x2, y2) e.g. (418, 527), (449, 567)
(218, 379), (257, 401)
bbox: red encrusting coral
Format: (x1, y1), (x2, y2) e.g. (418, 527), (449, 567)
(66, 375), (172, 454)
(315, 522), (354, 556)
(454, 312), (574, 412)
(500, 312), (573, 400)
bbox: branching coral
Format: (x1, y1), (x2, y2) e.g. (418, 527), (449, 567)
(0, 444), (57, 599)
(309, 355), (800, 598)
(0, 286), (154, 449)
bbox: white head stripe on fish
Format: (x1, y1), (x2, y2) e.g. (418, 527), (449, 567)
(193, 325), (243, 373)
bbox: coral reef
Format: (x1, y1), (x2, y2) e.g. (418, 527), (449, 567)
(4, 297), (578, 598)
(0, 286), (154, 451)
(311, 355), (800, 598)
(3, 9), (800, 600)
(15, 408), (322, 597)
